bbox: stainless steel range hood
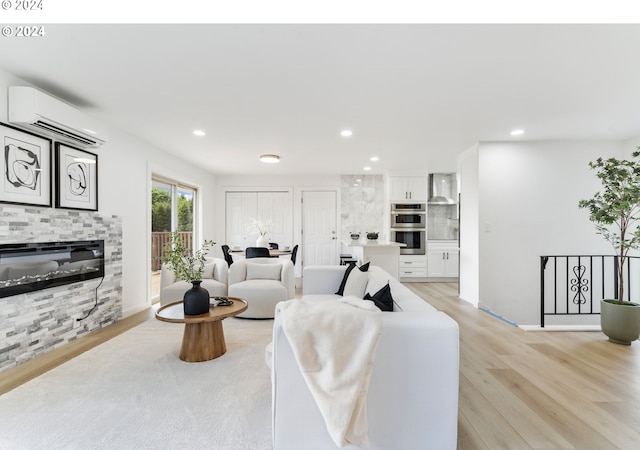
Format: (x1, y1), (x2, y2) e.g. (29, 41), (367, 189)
(428, 173), (457, 205)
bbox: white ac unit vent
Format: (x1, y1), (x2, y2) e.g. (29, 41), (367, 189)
(8, 86), (107, 148)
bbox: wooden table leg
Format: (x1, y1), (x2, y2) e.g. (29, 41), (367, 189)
(179, 319), (226, 362)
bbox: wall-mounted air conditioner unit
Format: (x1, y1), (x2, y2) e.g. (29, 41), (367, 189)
(8, 86), (107, 148)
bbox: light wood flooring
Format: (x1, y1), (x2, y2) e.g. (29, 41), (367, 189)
(3, 282), (640, 449)
(407, 282), (640, 450)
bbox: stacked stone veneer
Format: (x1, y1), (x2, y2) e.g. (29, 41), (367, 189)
(0, 205), (123, 373)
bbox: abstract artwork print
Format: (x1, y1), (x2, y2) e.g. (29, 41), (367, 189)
(0, 123), (52, 207)
(55, 143), (98, 211)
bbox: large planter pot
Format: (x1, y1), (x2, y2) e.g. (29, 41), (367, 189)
(600, 299), (640, 345)
(183, 281), (210, 315)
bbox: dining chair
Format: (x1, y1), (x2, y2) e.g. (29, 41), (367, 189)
(290, 244), (299, 265)
(221, 244), (234, 266)
(269, 242), (279, 249)
(246, 247), (271, 258)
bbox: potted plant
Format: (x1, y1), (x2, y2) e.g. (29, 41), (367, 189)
(578, 148), (640, 345)
(366, 231), (379, 241)
(162, 232), (216, 315)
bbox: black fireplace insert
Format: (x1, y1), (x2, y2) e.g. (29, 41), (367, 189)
(0, 240), (104, 298)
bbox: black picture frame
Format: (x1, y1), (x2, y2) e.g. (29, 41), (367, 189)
(55, 143), (98, 211)
(0, 122), (53, 207)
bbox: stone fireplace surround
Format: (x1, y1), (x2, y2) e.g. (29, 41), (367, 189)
(0, 205), (122, 373)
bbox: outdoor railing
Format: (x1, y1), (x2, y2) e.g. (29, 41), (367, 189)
(151, 232), (192, 271)
(540, 254), (640, 327)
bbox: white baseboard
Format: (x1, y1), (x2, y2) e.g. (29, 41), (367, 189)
(519, 324), (601, 332)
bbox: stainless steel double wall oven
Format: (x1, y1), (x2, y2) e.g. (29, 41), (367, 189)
(390, 203), (426, 255)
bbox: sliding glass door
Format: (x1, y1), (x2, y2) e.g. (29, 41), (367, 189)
(151, 176), (197, 302)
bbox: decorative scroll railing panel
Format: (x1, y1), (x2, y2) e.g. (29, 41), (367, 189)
(540, 255), (640, 327)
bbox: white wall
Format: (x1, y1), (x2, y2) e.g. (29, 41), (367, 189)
(474, 140), (622, 326)
(0, 68), (217, 318)
(623, 136), (640, 154)
(458, 144), (479, 306)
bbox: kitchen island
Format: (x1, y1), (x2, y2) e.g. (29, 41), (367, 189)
(342, 240), (405, 279)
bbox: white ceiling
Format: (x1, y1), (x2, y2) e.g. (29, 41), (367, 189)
(1, 24), (640, 175)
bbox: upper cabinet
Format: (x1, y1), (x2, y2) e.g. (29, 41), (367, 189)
(389, 176), (428, 202)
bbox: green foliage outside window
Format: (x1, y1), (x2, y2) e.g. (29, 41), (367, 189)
(151, 186), (193, 232)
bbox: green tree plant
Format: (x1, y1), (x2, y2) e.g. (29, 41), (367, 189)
(151, 187), (172, 232)
(578, 148), (640, 304)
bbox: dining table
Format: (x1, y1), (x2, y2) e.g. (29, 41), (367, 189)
(229, 248), (293, 257)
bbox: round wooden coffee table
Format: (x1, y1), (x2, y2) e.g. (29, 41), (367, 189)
(155, 297), (248, 362)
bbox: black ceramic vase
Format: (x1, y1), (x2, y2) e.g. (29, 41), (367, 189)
(183, 281), (210, 315)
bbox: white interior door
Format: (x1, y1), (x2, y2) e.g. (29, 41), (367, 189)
(302, 190), (337, 266)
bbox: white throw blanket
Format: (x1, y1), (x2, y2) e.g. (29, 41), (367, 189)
(279, 296), (382, 448)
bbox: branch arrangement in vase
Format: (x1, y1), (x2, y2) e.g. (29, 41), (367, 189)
(162, 232), (216, 282)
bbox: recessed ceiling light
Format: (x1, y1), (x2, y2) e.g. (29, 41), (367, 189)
(356, 179), (362, 182)
(259, 154), (280, 164)
(370, 156), (379, 162)
(363, 166), (371, 171)
(193, 130), (206, 136)
(510, 129), (524, 136)
(341, 129), (353, 137)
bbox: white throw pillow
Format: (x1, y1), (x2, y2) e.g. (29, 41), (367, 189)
(342, 269), (370, 298)
(246, 262), (282, 280)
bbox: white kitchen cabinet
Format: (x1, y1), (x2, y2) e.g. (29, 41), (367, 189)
(389, 176), (428, 202)
(399, 254), (428, 279)
(427, 241), (459, 278)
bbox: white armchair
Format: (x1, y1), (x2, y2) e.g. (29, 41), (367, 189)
(159, 257), (228, 305)
(228, 257), (295, 318)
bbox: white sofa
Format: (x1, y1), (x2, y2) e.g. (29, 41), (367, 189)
(271, 265), (459, 450)
(159, 257), (228, 305)
(228, 257), (295, 318)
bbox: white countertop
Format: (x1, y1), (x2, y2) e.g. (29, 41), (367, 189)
(343, 240), (406, 247)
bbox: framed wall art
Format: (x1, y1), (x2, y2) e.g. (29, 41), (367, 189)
(55, 143), (98, 211)
(0, 122), (53, 207)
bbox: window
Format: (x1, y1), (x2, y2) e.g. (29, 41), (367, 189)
(151, 176), (197, 301)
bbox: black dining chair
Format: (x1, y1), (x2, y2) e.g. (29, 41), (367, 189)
(290, 244), (299, 265)
(269, 242), (279, 249)
(245, 247), (271, 259)
(221, 245), (234, 266)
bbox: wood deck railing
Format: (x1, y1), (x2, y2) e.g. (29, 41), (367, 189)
(151, 232), (193, 271)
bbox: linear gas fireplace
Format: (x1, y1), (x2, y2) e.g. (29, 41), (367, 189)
(0, 240), (104, 298)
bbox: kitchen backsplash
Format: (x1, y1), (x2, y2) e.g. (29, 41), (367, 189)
(428, 204), (459, 240)
(341, 174), (384, 240)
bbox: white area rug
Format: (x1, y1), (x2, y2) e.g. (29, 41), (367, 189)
(0, 317), (274, 450)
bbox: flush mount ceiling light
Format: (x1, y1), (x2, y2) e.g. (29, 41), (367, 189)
(363, 166), (371, 171)
(259, 154), (280, 164)
(193, 130), (206, 136)
(370, 156), (379, 162)
(340, 129), (353, 137)
(510, 129), (525, 136)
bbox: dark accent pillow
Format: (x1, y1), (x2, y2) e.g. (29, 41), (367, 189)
(335, 262), (370, 295)
(363, 282), (394, 311)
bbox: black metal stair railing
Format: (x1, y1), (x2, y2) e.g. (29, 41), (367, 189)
(540, 255), (640, 327)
